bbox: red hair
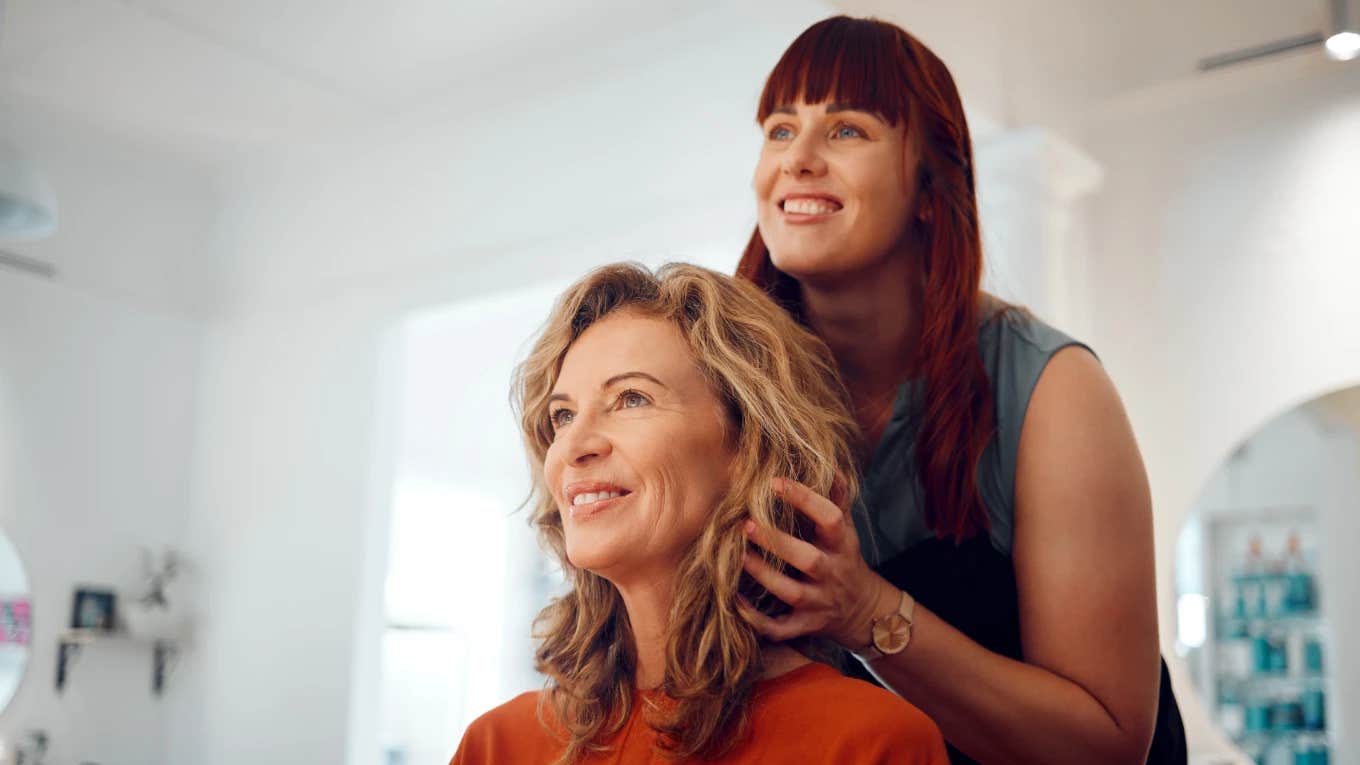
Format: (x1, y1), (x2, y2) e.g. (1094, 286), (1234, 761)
(736, 16), (993, 543)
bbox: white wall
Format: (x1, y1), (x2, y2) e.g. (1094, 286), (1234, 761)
(1074, 54), (1360, 762)
(0, 270), (201, 765)
(166, 294), (386, 765)
(0, 92), (228, 318)
(0, 80), (223, 763)
(209, 2), (842, 314)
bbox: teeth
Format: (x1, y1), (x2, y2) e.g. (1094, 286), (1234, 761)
(572, 490), (623, 506)
(784, 198), (840, 215)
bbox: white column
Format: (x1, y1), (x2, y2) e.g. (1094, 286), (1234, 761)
(974, 127), (1105, 332)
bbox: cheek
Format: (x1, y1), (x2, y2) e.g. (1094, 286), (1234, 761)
(542, 448), (564, 503)
(645, 443), (720, 523)
(857, 175), (912, 233)
(753, 154), (778, 198)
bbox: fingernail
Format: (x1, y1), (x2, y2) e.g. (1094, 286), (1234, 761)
(744, 520), (757, 535)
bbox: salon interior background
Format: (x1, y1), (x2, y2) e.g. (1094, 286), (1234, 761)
(1, 0), (1358, 763)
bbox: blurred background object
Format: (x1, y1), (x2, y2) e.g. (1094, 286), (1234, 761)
(1175, 386), (1360, 765)
(1198, 0), (1359, 68)
(0, 139), (56, 242)
(0, 532), (30, 718)
(0, 1), (1358, 764)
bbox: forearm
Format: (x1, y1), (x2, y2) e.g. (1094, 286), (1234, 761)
(864, 602), (1153, 765)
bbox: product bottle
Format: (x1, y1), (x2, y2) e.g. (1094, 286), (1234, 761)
(1242, 535), (1268, 618)
(1304, 632), (1325, 674)
(1264, 540), (1288, 617)
(1283, 532), (1314, 614)
(1264, 734), (1292, 765)
(1302, 683), (1326, 731)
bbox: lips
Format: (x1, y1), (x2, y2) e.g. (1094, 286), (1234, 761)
(563, 480), (633, 519)
(779, 193), (843, 216)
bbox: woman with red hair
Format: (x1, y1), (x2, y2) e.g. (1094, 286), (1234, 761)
(737, 16), (1186, 764)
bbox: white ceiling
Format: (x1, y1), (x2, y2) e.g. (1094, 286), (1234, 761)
(0, 0), (722, 153)
(0, 0), (1348, 314)
(3, 0), (1341, 158)
(835, 0), (1334, 126)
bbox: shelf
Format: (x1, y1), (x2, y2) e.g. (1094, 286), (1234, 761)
(1218, 612), (1325, 631)
(1220, 671), (1326, 682)
(1232, 729), (1329, 744)
(56, 629), (180, 696)
(60, 628), (177, 646)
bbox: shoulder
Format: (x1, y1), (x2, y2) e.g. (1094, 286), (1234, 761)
(1018, 333), (1139, 484)
(975, 303), (1098, 551)
(978, 302), (1094, 371)
(468, 689), (544, 730)
(977, 303), (1099, 425)
(750, 663), (948, 764)
(450, 691), (563, 765)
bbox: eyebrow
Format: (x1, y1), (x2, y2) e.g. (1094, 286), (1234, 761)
(547, 371), (667, 404)
(768, 102), (878, 117)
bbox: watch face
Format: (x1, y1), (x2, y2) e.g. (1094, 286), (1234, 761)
(872, 613), (911, 655)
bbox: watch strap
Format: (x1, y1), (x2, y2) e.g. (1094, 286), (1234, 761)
(850, 590), (915, 662)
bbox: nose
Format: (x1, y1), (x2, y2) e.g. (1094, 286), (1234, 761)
(780, 131), (827, 177)
(559, 417), (612, 467)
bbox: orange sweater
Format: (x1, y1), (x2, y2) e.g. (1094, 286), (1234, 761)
(449, 661), (948, 764)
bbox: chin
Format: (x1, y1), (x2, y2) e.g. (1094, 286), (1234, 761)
(564, 538), (625, 577)
(772, 241), (894, 285)
(769, 248), (855, 282)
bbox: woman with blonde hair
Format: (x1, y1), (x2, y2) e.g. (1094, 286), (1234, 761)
(450, 262), (947, 764)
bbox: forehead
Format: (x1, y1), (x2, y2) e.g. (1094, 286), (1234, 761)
(768, 99), (870, 114)
(763, 98), (896, 129)
(555, 312), (700, 389)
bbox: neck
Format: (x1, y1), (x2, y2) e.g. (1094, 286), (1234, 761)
(799, 250), (921, 395)
(614, 574), (674, 689)
(614, 575), (811, 689)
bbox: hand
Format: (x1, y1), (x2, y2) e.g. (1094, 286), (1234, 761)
(739, 477), (899, 649)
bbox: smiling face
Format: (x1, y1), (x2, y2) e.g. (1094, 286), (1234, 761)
(543, 311), (735, 585)
(753, 99), (921, 285)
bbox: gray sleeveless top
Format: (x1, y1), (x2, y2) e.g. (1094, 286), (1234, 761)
(843, 304), (1188, 765)
(851, 305), (1091, 565)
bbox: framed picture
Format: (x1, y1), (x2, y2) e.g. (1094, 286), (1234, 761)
(71, 587), (116, 632)
(0, 598), (31, 645)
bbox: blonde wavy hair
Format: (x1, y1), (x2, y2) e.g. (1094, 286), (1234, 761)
(512, 263), (861, 762)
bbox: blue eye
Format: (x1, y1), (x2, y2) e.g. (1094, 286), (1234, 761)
(833, 124), (865, 139)
(619, 390), (649, 409)
(549, 408), (574, 429)
(767, 125), (794, 141)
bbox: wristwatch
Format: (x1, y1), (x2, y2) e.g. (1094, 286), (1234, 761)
(851, 590), (915, 662)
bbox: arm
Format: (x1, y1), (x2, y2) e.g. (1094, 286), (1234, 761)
(742, 347), (1160, 764)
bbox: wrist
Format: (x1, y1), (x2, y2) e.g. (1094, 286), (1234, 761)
(843, 575), (901, 650)
(848, 579), (917, 663)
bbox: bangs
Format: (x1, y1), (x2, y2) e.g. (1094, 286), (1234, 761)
(756, 16), (912, 126)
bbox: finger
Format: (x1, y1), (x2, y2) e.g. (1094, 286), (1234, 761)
(744, 520), (824, 577)
(736, 596), (783, 638)
(829, 471), (851, 512)
(737, 597), (820, 642)
(773, 477), (850, 546)
(743, 548), (818, 608)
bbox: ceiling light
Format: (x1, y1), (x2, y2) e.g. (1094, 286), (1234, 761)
(1326, 30), (1360, 60)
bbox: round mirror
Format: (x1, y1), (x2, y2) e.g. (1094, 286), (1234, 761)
(0, 528), (31, 711)
(1175, 385), (1360, 764)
